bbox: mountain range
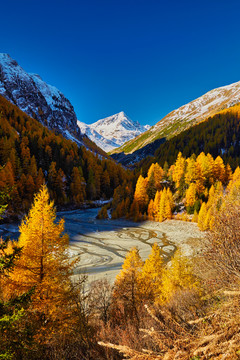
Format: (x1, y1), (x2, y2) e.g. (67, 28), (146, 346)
(1, 53), (240, 166)
(0, 54), (149, 154)
(112, 80), (240, 164)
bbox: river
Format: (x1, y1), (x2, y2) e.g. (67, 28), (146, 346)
(0, 208), (204, 284)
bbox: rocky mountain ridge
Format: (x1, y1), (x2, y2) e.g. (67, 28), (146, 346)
(0, 53), (81, 143)
(113, 80), (240, 157)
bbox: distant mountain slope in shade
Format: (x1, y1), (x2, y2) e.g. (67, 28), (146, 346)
(113, 81), (240, 158)
(78, 111), (150, 152)
(0, 53), (82, 143)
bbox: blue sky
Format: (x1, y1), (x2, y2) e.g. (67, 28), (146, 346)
(1, 0), (240, 126)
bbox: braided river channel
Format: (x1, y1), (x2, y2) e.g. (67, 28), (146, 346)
(0, 207), (204, 284)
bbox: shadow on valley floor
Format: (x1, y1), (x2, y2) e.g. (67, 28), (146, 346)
(0, 208), (176, 282)
(59, 208), (176, 281)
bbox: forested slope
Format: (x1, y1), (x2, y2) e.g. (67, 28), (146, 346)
(139, 104), (240, 173)
(0, 95), (132, 217)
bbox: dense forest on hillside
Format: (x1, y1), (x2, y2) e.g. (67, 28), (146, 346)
(106, 106), (240, 223)
(108, 151), (233, 222)
(0, 95), (132, 217)
(138, 104), (240, 173)
(1, 182), (240, 359)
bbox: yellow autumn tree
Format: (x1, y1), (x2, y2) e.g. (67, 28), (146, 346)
(231, 166), (240, 183)
(214, 156), (225, 183)
(207, 182), (223, 207)
(172, 152), (186, 189)
(153, 190), (161, 220)
(113, 247), (144, 321)
(7, 185), (78, 342)
(147, 163), (164, 193)
(196, 152), (214, 186)
(207, 184), (216, 207)
(197, 182), (224, 231)
(205, 207), (215, 230)
(195, 162), (205, 195)
(134, 175), (149, 212)
(157, 189), (166, 222)
(206, 153), (215, 185)
(197, 202), (208, 231)
(154, 163), (164, 190)
(185, 156), (197, 185)
(157, 250), (198, 304)
(192, 209), (198, 223)
(166, 188), (174, 219)
(227, 167), (240, 199)
(147, 199), (155, 220)
(157, 188), (174, 222)
(141, 243), (163, 302)
(185, 182), (197, 209)
(224, 163), (232, 185)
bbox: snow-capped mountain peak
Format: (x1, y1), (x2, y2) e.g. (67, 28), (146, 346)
(78, 112), (150, 152)
(0, 53), (81, 142)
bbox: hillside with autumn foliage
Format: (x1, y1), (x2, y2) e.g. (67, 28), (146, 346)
(111, 81), (240, 164)
(138, 104), (240, 172)
(109, 150), (233, 224)
(0, 95), (132, 218)
(2, 78), (240, 359)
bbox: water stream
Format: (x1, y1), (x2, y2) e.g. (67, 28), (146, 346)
(0, 208), (176, 283)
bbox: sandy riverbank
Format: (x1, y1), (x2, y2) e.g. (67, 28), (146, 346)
(140, 219), (204, 257)
(65, 209), (205, 284)
(0, 208), (205, 284)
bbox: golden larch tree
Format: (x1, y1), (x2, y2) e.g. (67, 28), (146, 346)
(153, 190), (161, 221)
(7, 185), (78, 342)
(185, 182), (197, 208)
(185, 156), (197, 185)
(113, 247), (144, 321)
(147, 163), (164, 191)
(197, 202), (208, 231)
(224, 163), (232, 185)
(134, 175), (149, 212)
(147, 199), (155, 220)
(157, 250), (198, 304)
(141, 243), (163, 302)
(158, 189), (166, 222)
(172, 152), (186, 189)
(158, 188), (173, 222)
(214, 156), (225, 183)
(195, 162), (205, 195)
(196, 152), (214, 186)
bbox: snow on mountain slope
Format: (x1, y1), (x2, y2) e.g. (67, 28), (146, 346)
(77, 121), (119, 152)
(152, 80), (240, 133)
(78, 111), (150, 152)
(0, 53), (81, 142)
(114, 80), (240, 156)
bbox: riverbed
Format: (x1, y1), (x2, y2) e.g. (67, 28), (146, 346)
(0, 208), (204, 284)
